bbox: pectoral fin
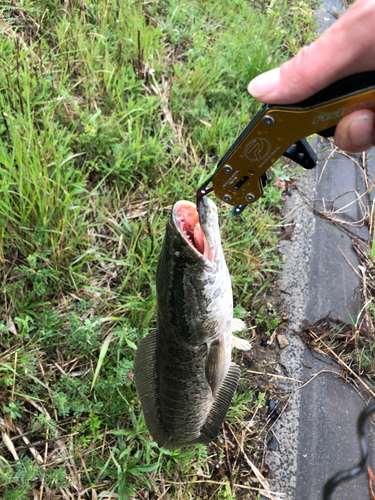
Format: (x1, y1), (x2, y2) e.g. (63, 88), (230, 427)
(232, 318), (246, 332)
(232, 318), (251, 350)
(232, 335), (252, 351)
(205, 336), (226, 396)
(199, 363), (241, 442)
(133, 330), (168, 447)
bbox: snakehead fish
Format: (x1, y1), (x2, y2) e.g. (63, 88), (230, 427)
(134, 197), (251, 450)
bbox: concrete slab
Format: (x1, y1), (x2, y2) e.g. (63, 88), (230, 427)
(265, 142), (375, 500)
(305, 217), (362, 322)
(315, 0), (347, 34)
(295, 355), (372, 500)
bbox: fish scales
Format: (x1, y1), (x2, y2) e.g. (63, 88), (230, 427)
(157, 338), (212, 437)
(134, 197), (251, 449)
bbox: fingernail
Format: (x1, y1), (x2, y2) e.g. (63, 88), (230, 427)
(348, 115), (374, 146)
(248, 68), (280, 98)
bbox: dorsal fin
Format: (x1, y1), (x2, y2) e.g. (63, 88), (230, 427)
(133, 330), (168, 447)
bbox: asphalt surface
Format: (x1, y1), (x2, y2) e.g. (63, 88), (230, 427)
(262, 2), (375, 499)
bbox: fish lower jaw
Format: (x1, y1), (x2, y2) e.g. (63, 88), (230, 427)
(177, 240), (217, 270)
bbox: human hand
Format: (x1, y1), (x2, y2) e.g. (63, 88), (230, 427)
(248, 0), (375, 153)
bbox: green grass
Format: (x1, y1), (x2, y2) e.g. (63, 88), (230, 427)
(0, 0), (317, 498)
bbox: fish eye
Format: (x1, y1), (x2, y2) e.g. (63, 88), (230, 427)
(174, 251), (186, 263)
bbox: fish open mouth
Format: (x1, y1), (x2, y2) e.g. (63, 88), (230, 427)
(174, 202), (214, 264)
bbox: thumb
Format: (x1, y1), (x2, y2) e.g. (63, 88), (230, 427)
(248, 0), (375, 104)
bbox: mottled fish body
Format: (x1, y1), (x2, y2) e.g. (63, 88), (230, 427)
(134, 197), (251, 449)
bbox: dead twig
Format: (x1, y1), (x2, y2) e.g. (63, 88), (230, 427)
(222, 425), (234, 494)
(246, 369), (303, 384)
(368, 465), (375, 500)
